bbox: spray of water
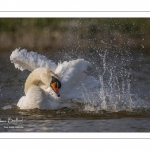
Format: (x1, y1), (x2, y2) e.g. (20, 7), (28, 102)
(73, 49), (148, 113)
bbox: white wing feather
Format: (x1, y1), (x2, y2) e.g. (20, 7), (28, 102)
(10, 48), (57, 72)
(55, 59), (99, 102)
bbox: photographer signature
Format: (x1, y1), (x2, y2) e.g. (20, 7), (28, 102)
(0, 117), (23, 124)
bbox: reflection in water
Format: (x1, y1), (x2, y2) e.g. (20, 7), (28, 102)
(0, 49), (150, 132)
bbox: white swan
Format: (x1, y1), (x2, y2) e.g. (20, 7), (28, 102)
(10, 48), (100, 110)
(17, 68), (64, 109)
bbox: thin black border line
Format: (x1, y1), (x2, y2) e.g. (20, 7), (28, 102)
(0, 11), (150, 12)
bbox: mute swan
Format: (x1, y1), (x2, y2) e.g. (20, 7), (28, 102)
(10, 48), (100, 110)
(17, 68), (63, 109)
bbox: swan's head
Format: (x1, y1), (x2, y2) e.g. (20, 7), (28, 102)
(50, 76), (61, 97)
(40, 69), (61, 97)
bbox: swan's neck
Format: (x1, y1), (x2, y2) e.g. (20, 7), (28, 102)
(24, 69), (49, 94)
(25, 75), (44, 95)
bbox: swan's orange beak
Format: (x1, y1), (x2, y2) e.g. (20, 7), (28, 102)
(51, 82), (60, 97)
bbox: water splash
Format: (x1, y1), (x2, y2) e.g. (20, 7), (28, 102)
(79, 49), (149, 112)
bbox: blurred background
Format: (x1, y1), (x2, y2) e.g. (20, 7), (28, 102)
(0, 18), (150, 55)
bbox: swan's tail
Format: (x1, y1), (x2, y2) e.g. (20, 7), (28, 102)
(10, 48), (57, 72)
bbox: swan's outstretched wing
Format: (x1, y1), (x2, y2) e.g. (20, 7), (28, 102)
(10, 48), (57, 72)
(55, 59), (90, 85)
(55, 59), (100, 102)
